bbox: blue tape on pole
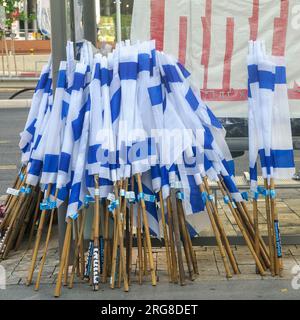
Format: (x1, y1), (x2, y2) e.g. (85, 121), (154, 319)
(223, 195), (230, 204)
(252, 191), (259, 200)
(19, 172), (25, 182)
(241, 192), (249, 201)
(144, 194), (156, 203)
(270, 189), (276, 199)
(176, 192), (185, 200)
(274, 220), (282, 258)
(258, 186), (269, 197)
(208, 194), (214, 202)
(138, 192), (145, 201)
(108, 200), (119, 212)
(202, 192), (208, 205)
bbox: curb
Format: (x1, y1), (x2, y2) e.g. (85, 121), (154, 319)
(0, 99), (31, 109)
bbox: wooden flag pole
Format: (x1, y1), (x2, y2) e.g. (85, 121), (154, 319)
(159, 190), (172, 282)
(135, 174), (157, 286)
(167, 197), (178, 283)
(93, 175), (101, 291)
(102, 201), (110, 283)
(203, 178), (239, 274)
(69, 209), (87, 289)
(270, 178), (282, 276)
(264, 179), (276, 276)
(217, 180), (265, 275)
(35, 190), (59, 290)
(199, 184), (232, 278)
(27, 190), (43, 250)
(168, 193), (186, 285)
(114, 182), (129, 292)
(175, 195), (195, 281)
(27, 184), (52, 286)
(137, 201), (143, 285)
(54, 220), (72, 297)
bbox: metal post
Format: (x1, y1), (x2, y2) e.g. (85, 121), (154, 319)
(24, 0), (29, 40)
(82, 0), (97, 46)
(116, 0), (122, 43)
(50, 0), (67, 90)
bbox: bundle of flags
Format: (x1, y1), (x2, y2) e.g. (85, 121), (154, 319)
(247, 40), (295, 276)
(0, 39), (281, 298)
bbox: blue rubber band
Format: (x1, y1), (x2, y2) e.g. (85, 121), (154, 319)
(223, 195), (230, 204)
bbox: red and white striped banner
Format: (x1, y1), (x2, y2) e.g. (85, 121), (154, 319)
(131, 0), (300, 118)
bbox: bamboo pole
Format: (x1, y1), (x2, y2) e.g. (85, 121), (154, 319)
(114, 183), (129, 292)
(137, 202), (143, 285)
(35, 189), (59, 290)
(27, 184), (52, 286)
(27, 190), (43, 250)
(69, 209), (87, 289)
(135, 174), (157, 286)
(102, 201), (110, 283)
(270, 179), (282, 276)
(159, 191), (172, 282)
(167, 197), (178, 283)
(54, 220), (72, 297)
(176, 196), (195, 281)
(264, 179), (276, 276)
(199, 184), (232, 278)
(93, 175), (101, 291)
(177, 198), (199, 275)
(217, 180), (265, 275)
(168, 194), (186, 285)
(203, 178), (239, 274)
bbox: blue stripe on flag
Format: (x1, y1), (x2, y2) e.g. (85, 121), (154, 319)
(162, 65), (182, 83)
(270, 149), (294, 168)
(248, 64), (258, 84)
(119, 62), (138, 80)
(69, 182), (81, 205)
(59, 152), (71, 173)
(177, 62), (191, 78)
(148, 85), (163, 106)
(206, 107), (223, 129)
(250, 164), (257, 181)
(43, 154), (59, 173)
(111, 88), (121, 123)
(73, 72), (86, 91)
(204, 154), (213, 171)
(61, 100), (69, 120)
(26, 119), (37, 136)
(185, 88), (199, 111)
(222, 175), (239, 194)
(57, 70), (67, 88)
(101, 68), (110, 86)
(138, 53), (151, 72)
(29, 159), (43, 176)
(275, 66), (287, 84)
(222, 159), (235, 177)
(188, 175), (205, 213)
(88, 144), (101, 164)
(258, 70), (275, 91)
(204, 126), (214, 150)
(35, 72), (49, 92)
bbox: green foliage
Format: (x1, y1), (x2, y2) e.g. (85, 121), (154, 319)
(0, 0), (22, 29)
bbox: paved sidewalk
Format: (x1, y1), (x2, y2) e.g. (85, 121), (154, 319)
(0, 235), (300, 299)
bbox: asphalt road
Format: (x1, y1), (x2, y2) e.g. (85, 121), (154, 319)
(0, 108), (26, 195)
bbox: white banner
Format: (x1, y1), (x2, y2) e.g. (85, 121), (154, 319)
(131, 0), (300, 118)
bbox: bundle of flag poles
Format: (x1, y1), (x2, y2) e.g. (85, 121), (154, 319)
(0, 39), (294, 298)
(248, 40), (295, 277)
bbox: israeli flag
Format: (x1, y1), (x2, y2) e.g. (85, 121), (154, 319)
(19, 60), (52, 165)
(56, 62), (88, 190)
(41, 61), (68, 185)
